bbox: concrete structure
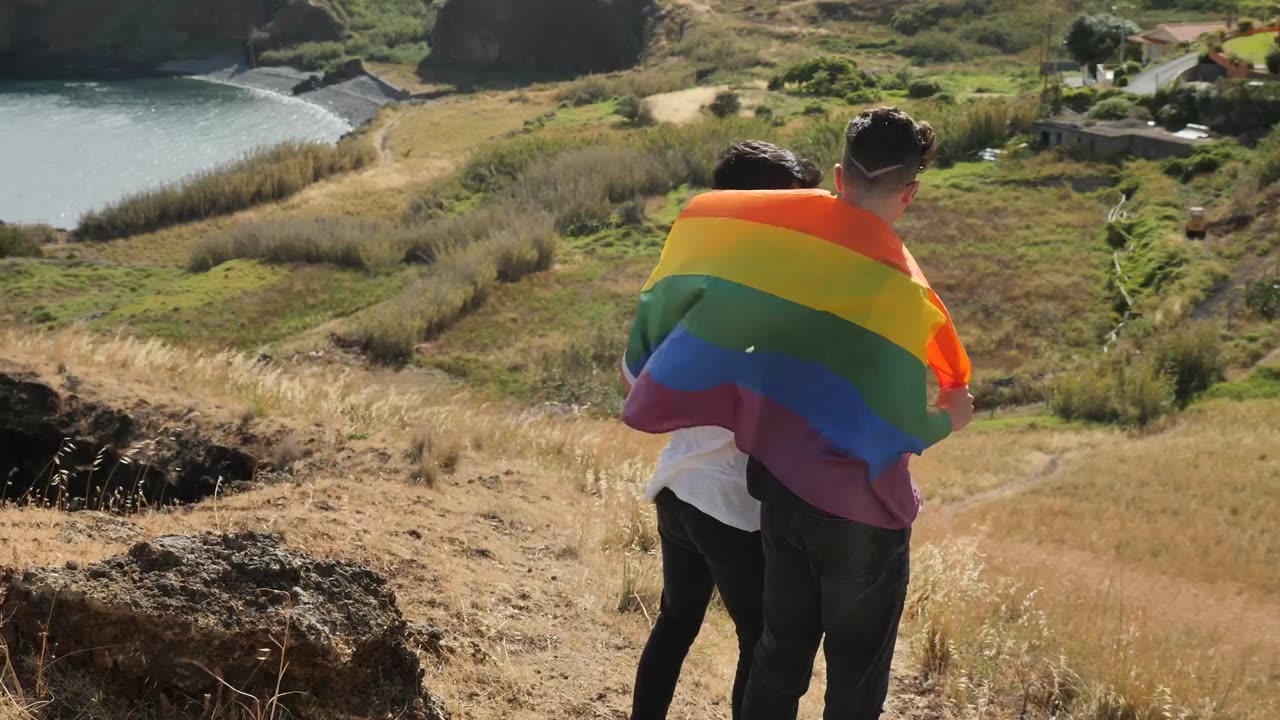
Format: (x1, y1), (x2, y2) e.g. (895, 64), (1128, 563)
(1035, 117), (1218, 160)
(1127, 21), (1230, 64)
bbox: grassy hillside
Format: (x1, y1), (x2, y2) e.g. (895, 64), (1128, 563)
(3, 1), (1279, 718)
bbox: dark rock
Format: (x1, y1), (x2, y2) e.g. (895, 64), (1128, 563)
(0, 0), (345, 70)
(262, 0), (344, 47)
(429, 0), (657, 74)
(292, 74), (323, 94)
(322, 57), (366, 86)
(1, 532), (448, 720)
(0, 371), (258, 511)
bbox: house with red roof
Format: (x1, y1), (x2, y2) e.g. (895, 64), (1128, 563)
(1128, 21), (1229, 64)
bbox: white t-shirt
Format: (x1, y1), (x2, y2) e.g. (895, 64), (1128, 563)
(624, 358), (761, 532)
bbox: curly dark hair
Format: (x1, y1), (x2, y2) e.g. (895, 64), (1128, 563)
(842, 107), (937, 190)
(713, 140), (824, 190)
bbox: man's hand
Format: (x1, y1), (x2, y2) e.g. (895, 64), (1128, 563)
(935, 386), (975, 433)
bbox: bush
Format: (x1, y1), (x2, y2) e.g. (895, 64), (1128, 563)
(615, 95), (655, 126)
(890, 0), (989, 36)
(258, 41), (348, 71)
(347, 209), (557, 363)
(1246, 275), (1280, 319)
(1161, 140), (1243, 180)
(1237, 18), (1256, 32)
(189, 217), (403, 272)
(754, 105), (774, 120)
(907, 78), (943, 98)
(1114, 76), (1129, 88)
(957, 17), (1039, 54)
(1149, 322), (1225, 405)
(0, 225), (46, 258)
(899, 32), (986, 64)
(708, 90), (742, 119)
(1048, 358), (1175, 426)
(1088, 96), (1136, 120)
(78, 138), (378, 241)
(1123, 60), (1143, 76)
(1268, 48), (1280, 75)
(555, 67), (695, 106)
(771, 56), (877, 99)
(931, 95), (1038, 165)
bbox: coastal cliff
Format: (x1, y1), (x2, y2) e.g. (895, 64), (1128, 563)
(429, 0), (657, 74)
(0, 0), (344, 73)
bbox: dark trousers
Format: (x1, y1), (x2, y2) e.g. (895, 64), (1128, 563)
(742, 483), (911, 720)
(631, 489), (766, 720)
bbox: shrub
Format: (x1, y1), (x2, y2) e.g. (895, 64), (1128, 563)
(259, 41), (348, 71)
(1268, 47), (1280, 74)
(708, 90), (742, 119)
(890, 0), (988, 36)
(0, 225), (44, 258)
(772, 56), (877, 99)
(555, 67), (695, 106)
(1114, 76), (1129, 88)
(615, 95), (655, 126)
(1057, 86), (1097, 113)
(957, 17), (1039, 54)
(1123, 60), (1143, 75)
(908, 78), (943, 98)
(1149, 322), (1225, 405)
(189, 217), (403, 272)
(1237, 18), (1256, 32)
(347, 209), (557, 363)
(931, 95), (1038, 165)
(754, 105), (774, 120)
(1048, 358), (1175, 426)
(77, 138), (378, 241)
(1246, 275), (1280, 319)
(899, 32), (986, 64)
(1088, 96), (1136, 120)
(1161, 140), (1243, 180)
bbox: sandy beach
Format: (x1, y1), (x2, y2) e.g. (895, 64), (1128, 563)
(157, 55), (404, 127)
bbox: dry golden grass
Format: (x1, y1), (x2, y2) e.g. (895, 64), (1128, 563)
(910, 399), (1280, 719)
(965, 400), (1280, 596)
(386, 92), (560, 159)
(3, 328), (1277, 720)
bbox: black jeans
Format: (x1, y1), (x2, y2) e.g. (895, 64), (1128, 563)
(742, 462), (911, 720)
(631, 489), (766, 720)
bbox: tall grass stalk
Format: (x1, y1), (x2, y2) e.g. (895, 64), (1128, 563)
(78, 138), (377, 241)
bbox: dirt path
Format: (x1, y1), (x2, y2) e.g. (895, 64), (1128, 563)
(945, 452), (1065, 511)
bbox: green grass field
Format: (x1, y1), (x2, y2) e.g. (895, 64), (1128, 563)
(1225, 31), (1279, 66)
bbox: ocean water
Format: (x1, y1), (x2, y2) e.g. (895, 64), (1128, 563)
(0, 77), (351, 228)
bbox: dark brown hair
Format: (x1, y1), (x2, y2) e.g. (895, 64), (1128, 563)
(842, 107), (937, 190)
(713, 141), (824, 190)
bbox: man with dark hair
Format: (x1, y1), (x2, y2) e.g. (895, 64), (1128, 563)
(628, 141), (823, 720)
(741, 107), (973, 720)
(712, 140), (826, 191)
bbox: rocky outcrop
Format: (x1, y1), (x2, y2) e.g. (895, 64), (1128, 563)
(0, 371), (258, 510)
(429, 0), (657, 74)
(1, 532), (448, 720)
(0, 0), (344, 73)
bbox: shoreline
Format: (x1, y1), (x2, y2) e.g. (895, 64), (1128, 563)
(157, 56), (403, 128)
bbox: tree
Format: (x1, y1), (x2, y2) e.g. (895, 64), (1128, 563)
(708, 91), (741, 118)
(1268, 47), (1280, 75)
(1064, 14), (1140, 79)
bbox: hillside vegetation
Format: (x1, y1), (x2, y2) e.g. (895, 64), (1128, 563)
(3, 0), (1280, 718)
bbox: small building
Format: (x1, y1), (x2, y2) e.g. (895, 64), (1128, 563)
(1035, 117), (1218, 160)
(1127, 21), (1229, 64)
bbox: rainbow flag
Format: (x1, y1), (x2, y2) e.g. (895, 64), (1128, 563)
(623, 189), (970, 527)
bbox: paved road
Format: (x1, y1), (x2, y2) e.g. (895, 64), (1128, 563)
(1125, 52), (1201, 95)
